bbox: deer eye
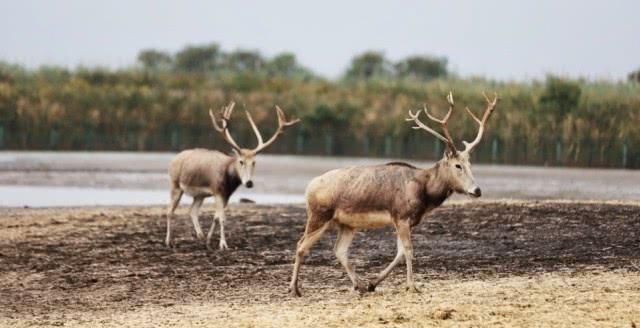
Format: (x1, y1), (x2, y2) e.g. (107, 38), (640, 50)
(239, 160), (245, 165)
(455, 164), (462, 170)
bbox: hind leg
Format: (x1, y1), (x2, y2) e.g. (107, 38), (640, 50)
(396, 219), (419, 293)
(189, 196), (205, 240)
(165, 187), (183, 247)
(289, 210), (333, 297)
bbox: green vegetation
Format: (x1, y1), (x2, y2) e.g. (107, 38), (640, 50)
(629, 68), (640, 83)
(0, 43), (639, 168)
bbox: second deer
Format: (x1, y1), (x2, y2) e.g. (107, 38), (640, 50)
(166, 102), (299, 250)
(289, 91), (499, 296)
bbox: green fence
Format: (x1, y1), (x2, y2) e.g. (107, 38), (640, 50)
(0, 123), (637, 169)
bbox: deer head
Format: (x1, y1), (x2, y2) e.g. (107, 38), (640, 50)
(209, 101), (300, 188)
(406, 91), (499, 197)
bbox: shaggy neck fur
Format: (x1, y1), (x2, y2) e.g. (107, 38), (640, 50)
(223, 157), (242, 199)
(422, 161), (454, 206)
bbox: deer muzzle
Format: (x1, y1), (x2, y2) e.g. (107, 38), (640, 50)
(469, 187), (482, 198)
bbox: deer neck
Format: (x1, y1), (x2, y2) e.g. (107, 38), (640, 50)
(225, 157), (242, 187)
(422, 161), (453, 204)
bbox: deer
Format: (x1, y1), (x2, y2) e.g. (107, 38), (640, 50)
(166, 101), (299, 250)
(289, 91), (499, 296)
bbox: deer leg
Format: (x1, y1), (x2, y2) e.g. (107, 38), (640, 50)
(218, 212), (228, 250)
(334, 225), (365, 292)
(189, 197), (205, 240)
(205, 203), (218, 251)
(369, 237), (404, 291)
(396, 220), (419, 293)
(289, 221), (332, 297)
(207, 196), (229, 250)
(165, 187), (183, 247)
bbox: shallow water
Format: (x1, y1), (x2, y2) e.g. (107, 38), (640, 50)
(0, 151), (638, 206)
(0, 185), (303, 207)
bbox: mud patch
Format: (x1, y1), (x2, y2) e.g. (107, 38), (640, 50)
(0, 202), (639, 319)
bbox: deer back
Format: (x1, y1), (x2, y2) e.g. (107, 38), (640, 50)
(169, 149), (241, 198)
(306, 163), (428, 217)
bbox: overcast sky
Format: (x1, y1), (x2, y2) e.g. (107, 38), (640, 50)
(1, 0), (638, 80)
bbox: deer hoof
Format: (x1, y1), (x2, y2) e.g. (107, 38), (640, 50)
(196, 232), (205, 240)
(367, 282), (377, 292)
(406, 285), (421, 294)
(288, 287), (302, 297)
(219, 241), (228, 250)
(355, 281), (373, 294)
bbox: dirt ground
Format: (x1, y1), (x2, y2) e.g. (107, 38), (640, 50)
(1, 201), (639, 327)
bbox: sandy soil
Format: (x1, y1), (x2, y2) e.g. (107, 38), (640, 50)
(1, 202), (639, 327)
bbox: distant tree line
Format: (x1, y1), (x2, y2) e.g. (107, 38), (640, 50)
(629, 68), (640, 83)
(137, 44), (316, 81)
(0, 42), (639, 168)
(344, 51), (448, 81)
(136, 44), (448, 82)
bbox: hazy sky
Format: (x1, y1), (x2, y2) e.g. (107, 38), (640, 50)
(1, 0), (638, 80)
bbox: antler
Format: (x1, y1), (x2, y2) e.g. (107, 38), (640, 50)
(209, 101), (242, 151)
(462, 92), (499, 153)
(405, 91), (458, 152)
(245, 105), (300, 153)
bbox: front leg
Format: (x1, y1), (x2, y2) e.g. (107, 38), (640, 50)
(206, 212), (217, 251)
(369, 237), (404, 291)
(218, 211), (228, 250)
(206, 195), (228, 250)
(334, 225), (367, 292)
(210, 195), (228, 250)
(396, 219), (419, 293)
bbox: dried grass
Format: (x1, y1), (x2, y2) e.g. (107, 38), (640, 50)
(2, 271), (637, 327)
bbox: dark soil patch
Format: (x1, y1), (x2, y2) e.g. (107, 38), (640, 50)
(1, 202), (639, 317)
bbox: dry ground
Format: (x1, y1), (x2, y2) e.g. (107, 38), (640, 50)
(0, 201), (639, 327)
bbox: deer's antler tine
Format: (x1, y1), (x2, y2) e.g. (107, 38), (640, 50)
(208, 101), (242, 151)
(463, 91), (500, 153)
(412, 92), (458, 152)
(465, 107), (482, 124)
(252, 105), (299, 153)
(245, 110), (264, 146)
